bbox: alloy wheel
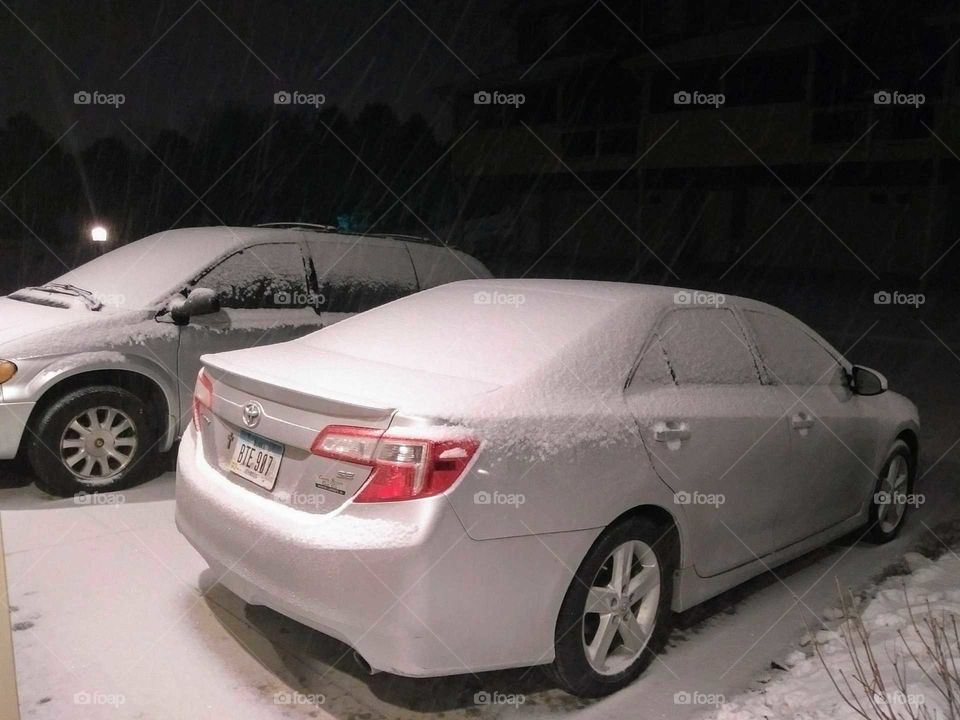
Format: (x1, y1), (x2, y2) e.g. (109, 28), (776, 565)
(581, 540), (660, 675)
(877, 454), (909, 534)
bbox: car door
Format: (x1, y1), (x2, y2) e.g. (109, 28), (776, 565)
(176, 242), (323, 427)
(742, 310), (877, 547)
(306, 237), (418, 326)
(625, 306), (793, 577)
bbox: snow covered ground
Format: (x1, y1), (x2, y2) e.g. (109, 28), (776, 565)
(709, 550), (960, 720)
(1, 456), (958, 720)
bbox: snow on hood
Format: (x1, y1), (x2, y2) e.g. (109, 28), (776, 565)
(0, 296), (84, 347)
(0, 297), (175, 360)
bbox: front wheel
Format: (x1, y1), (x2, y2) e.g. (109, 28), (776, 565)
(549, 516), (677, 697)
(27, 386), (157, 497)
(866, 439), (915, 544)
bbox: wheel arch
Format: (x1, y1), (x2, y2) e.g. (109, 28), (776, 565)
(894, 426), (919, 476)
(25, 358), (178, 452)
(605, 503), (685, 569)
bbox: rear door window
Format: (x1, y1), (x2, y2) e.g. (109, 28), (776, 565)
(405, 242), (483, 288)
(655, 307), (761, 385)
(308, 239), (417, 313)
(195, 243), (310, 309)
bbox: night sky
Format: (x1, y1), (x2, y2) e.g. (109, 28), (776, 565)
(0, 0), (513, 146)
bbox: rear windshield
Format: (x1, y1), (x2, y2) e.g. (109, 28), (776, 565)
(301, 283), (622, 385)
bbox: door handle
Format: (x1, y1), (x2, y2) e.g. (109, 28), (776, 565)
(653, 421), (691, 446)
(790, 412), (815, 431)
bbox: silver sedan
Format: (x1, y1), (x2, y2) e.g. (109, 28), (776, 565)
(176, 279), (919, 697)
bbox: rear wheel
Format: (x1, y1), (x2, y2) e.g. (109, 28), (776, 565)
(27, 386), (156, 497)
(867, 439), (914, 543)
(549, 516), (676, 697)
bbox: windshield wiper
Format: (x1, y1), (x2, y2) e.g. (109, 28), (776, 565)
(22, 283), (103, 311)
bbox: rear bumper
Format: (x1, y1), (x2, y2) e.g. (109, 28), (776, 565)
(0, 401), (33, 459)
(175, 427), (588, 676)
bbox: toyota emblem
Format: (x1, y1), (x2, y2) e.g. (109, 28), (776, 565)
(242, 401), (263, 428)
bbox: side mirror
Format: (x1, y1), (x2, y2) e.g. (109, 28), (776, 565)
(170, 287), (220, 326)
(850, 365), (887, 396)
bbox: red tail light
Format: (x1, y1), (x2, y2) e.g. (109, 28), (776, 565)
(311, 425), (480, 502)
(192, 368), (214, 430)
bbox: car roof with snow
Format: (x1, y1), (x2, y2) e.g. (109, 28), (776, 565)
(293, 279), (800, 386)
(51, 226), (479, 309)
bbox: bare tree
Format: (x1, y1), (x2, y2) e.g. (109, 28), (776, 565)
(816, 583), (959, 720)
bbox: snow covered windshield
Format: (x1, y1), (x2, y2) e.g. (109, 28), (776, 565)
(44, 228), (246, 309)
(302, 282), (630, 386)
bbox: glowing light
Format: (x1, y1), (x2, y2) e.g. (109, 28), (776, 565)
(90, 225), (108, 243)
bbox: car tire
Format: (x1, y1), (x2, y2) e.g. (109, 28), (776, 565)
(866, 439), (915, 544)
(549, 515), (677, 698)
(27, 385), (157, 497)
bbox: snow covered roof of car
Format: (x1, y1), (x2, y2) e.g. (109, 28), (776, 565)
(301, 279), (667, 385)
(49, 226), (461, 309)
(300, 278), (804, 385)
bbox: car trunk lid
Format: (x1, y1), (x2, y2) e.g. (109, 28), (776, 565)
(196, 343), (497, 513)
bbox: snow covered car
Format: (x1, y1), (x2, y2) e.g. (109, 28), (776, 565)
(0, 225), (490, 496)
(175, 279), (919, 698)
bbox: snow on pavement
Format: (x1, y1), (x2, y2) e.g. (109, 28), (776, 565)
(708, 549), (960, 720)
(2, 459), (959, 720)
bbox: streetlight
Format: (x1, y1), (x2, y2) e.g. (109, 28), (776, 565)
(90, 225), (108, 243)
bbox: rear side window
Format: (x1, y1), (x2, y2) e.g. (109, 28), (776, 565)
(632, 336), (675, 386)
(405, 242), (487, 288)
(196, 243), (309, 309)
(744, 310), (844, 386)
(656, 308), (761, 385)
(308, 239), (417, 313)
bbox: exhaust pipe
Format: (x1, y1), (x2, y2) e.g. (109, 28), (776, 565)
(353, 650), (378, 675)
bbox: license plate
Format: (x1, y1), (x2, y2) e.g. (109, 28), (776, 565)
(228, 430), (284, 490)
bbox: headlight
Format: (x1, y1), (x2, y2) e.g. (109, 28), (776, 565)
(0, 360), (17, 384)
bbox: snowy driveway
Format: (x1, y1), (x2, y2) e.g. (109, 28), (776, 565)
(0, 455), (956, 720)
